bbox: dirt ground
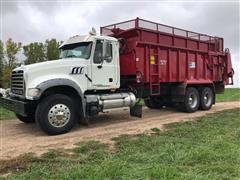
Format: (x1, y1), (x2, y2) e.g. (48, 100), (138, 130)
(0, 101), (239, 160)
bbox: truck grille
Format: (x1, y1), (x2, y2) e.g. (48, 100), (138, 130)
(11, 70), (24, 95)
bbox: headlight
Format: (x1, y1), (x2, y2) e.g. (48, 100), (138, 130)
(27, 88), (41, 98)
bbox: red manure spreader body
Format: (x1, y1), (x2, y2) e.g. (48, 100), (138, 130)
(101, 18), (234, 111)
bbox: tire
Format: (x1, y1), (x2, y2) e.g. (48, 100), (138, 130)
(181, 87), (200, 113)
(35, 94), (77, 135)
(16, 114), (35, 123)
(199, 87), (213, 110)
(144, 97), (163, 109)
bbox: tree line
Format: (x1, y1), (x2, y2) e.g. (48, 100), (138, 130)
(0, 38), (61, 88)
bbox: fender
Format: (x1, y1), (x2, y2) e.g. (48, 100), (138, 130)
(36, 78), (87, 119)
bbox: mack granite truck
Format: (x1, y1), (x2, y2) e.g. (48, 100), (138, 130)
(0, 18), (233, 135)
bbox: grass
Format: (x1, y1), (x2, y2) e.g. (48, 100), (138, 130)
(0, 107), (15, 120)
(216, 88), (240, 102)
(1, 108), (240, 179)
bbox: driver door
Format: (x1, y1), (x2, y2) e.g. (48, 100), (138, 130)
(91, 39), (116, 89)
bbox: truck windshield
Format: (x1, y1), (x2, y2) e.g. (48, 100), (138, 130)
(60, 42), (92, 59)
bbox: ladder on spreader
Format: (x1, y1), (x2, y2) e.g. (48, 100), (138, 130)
(149, 48), (160, 96)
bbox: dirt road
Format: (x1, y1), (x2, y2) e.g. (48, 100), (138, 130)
(0, 101), (239, 160)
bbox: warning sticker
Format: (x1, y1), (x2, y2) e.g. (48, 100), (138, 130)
(189, 61), (196, 68)
(150, 55), (155, 65)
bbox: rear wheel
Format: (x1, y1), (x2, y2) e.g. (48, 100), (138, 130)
(16, 114), (35, 123)
(144, 97), (163, 109)
(200, 87), (213, 110)
(181, 87), (200, 113)
(35, 94), (77, 135)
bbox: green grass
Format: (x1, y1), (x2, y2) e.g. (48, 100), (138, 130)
(0, 107), (15, 120)
(2, 108), (240, 179)
(216, 88), (240, 102)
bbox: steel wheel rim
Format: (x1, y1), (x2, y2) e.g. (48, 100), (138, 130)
(188, 92), (198, 108)
(203, 91), (212, 107)
(48, 104), (71, 128)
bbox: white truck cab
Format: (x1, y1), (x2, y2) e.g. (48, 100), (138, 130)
(14, 32), (120, 100)
(1, 30), (137, 135)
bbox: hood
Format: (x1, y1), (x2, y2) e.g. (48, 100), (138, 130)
(14, 58), (86, 72)
(15, 59), (60, 71)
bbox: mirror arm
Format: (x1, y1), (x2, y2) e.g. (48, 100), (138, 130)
(97, 57), (104, 69)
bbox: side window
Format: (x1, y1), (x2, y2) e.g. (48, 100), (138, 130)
(93, 40), (103, 64)
(105, 43), (113, 63)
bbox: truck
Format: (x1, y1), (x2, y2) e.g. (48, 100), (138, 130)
(0, 18), (234, 135)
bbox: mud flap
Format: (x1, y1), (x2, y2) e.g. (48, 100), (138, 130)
(79, 117), (89, 125)
(130, 105), (142, 118)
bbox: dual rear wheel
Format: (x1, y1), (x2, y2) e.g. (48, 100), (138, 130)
(179, 87), (214, 112)
(200, 87), (214, 110)
(145, 87), (214, 113)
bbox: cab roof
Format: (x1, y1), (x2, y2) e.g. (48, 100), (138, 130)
(59, 34), (118, 48)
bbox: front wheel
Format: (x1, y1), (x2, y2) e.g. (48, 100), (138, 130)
(199, 87), (213, 110)
(35, 94), (77, 135)
(180, 87), (200, 113)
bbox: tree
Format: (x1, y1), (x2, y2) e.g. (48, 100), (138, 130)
(1, 38), (22, 88)
(1, 66), (12, 88)
(23, 42), (45, 65)
(0, 40), (3, 69)
(45, 39), (60, 60)
(0, 40), (4, 87)
(5, 38), (21, 69)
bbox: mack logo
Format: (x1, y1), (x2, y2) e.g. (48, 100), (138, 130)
(70, 67), (84, 74)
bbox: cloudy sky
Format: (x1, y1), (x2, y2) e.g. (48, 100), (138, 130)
(1, 0), (239, 86)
